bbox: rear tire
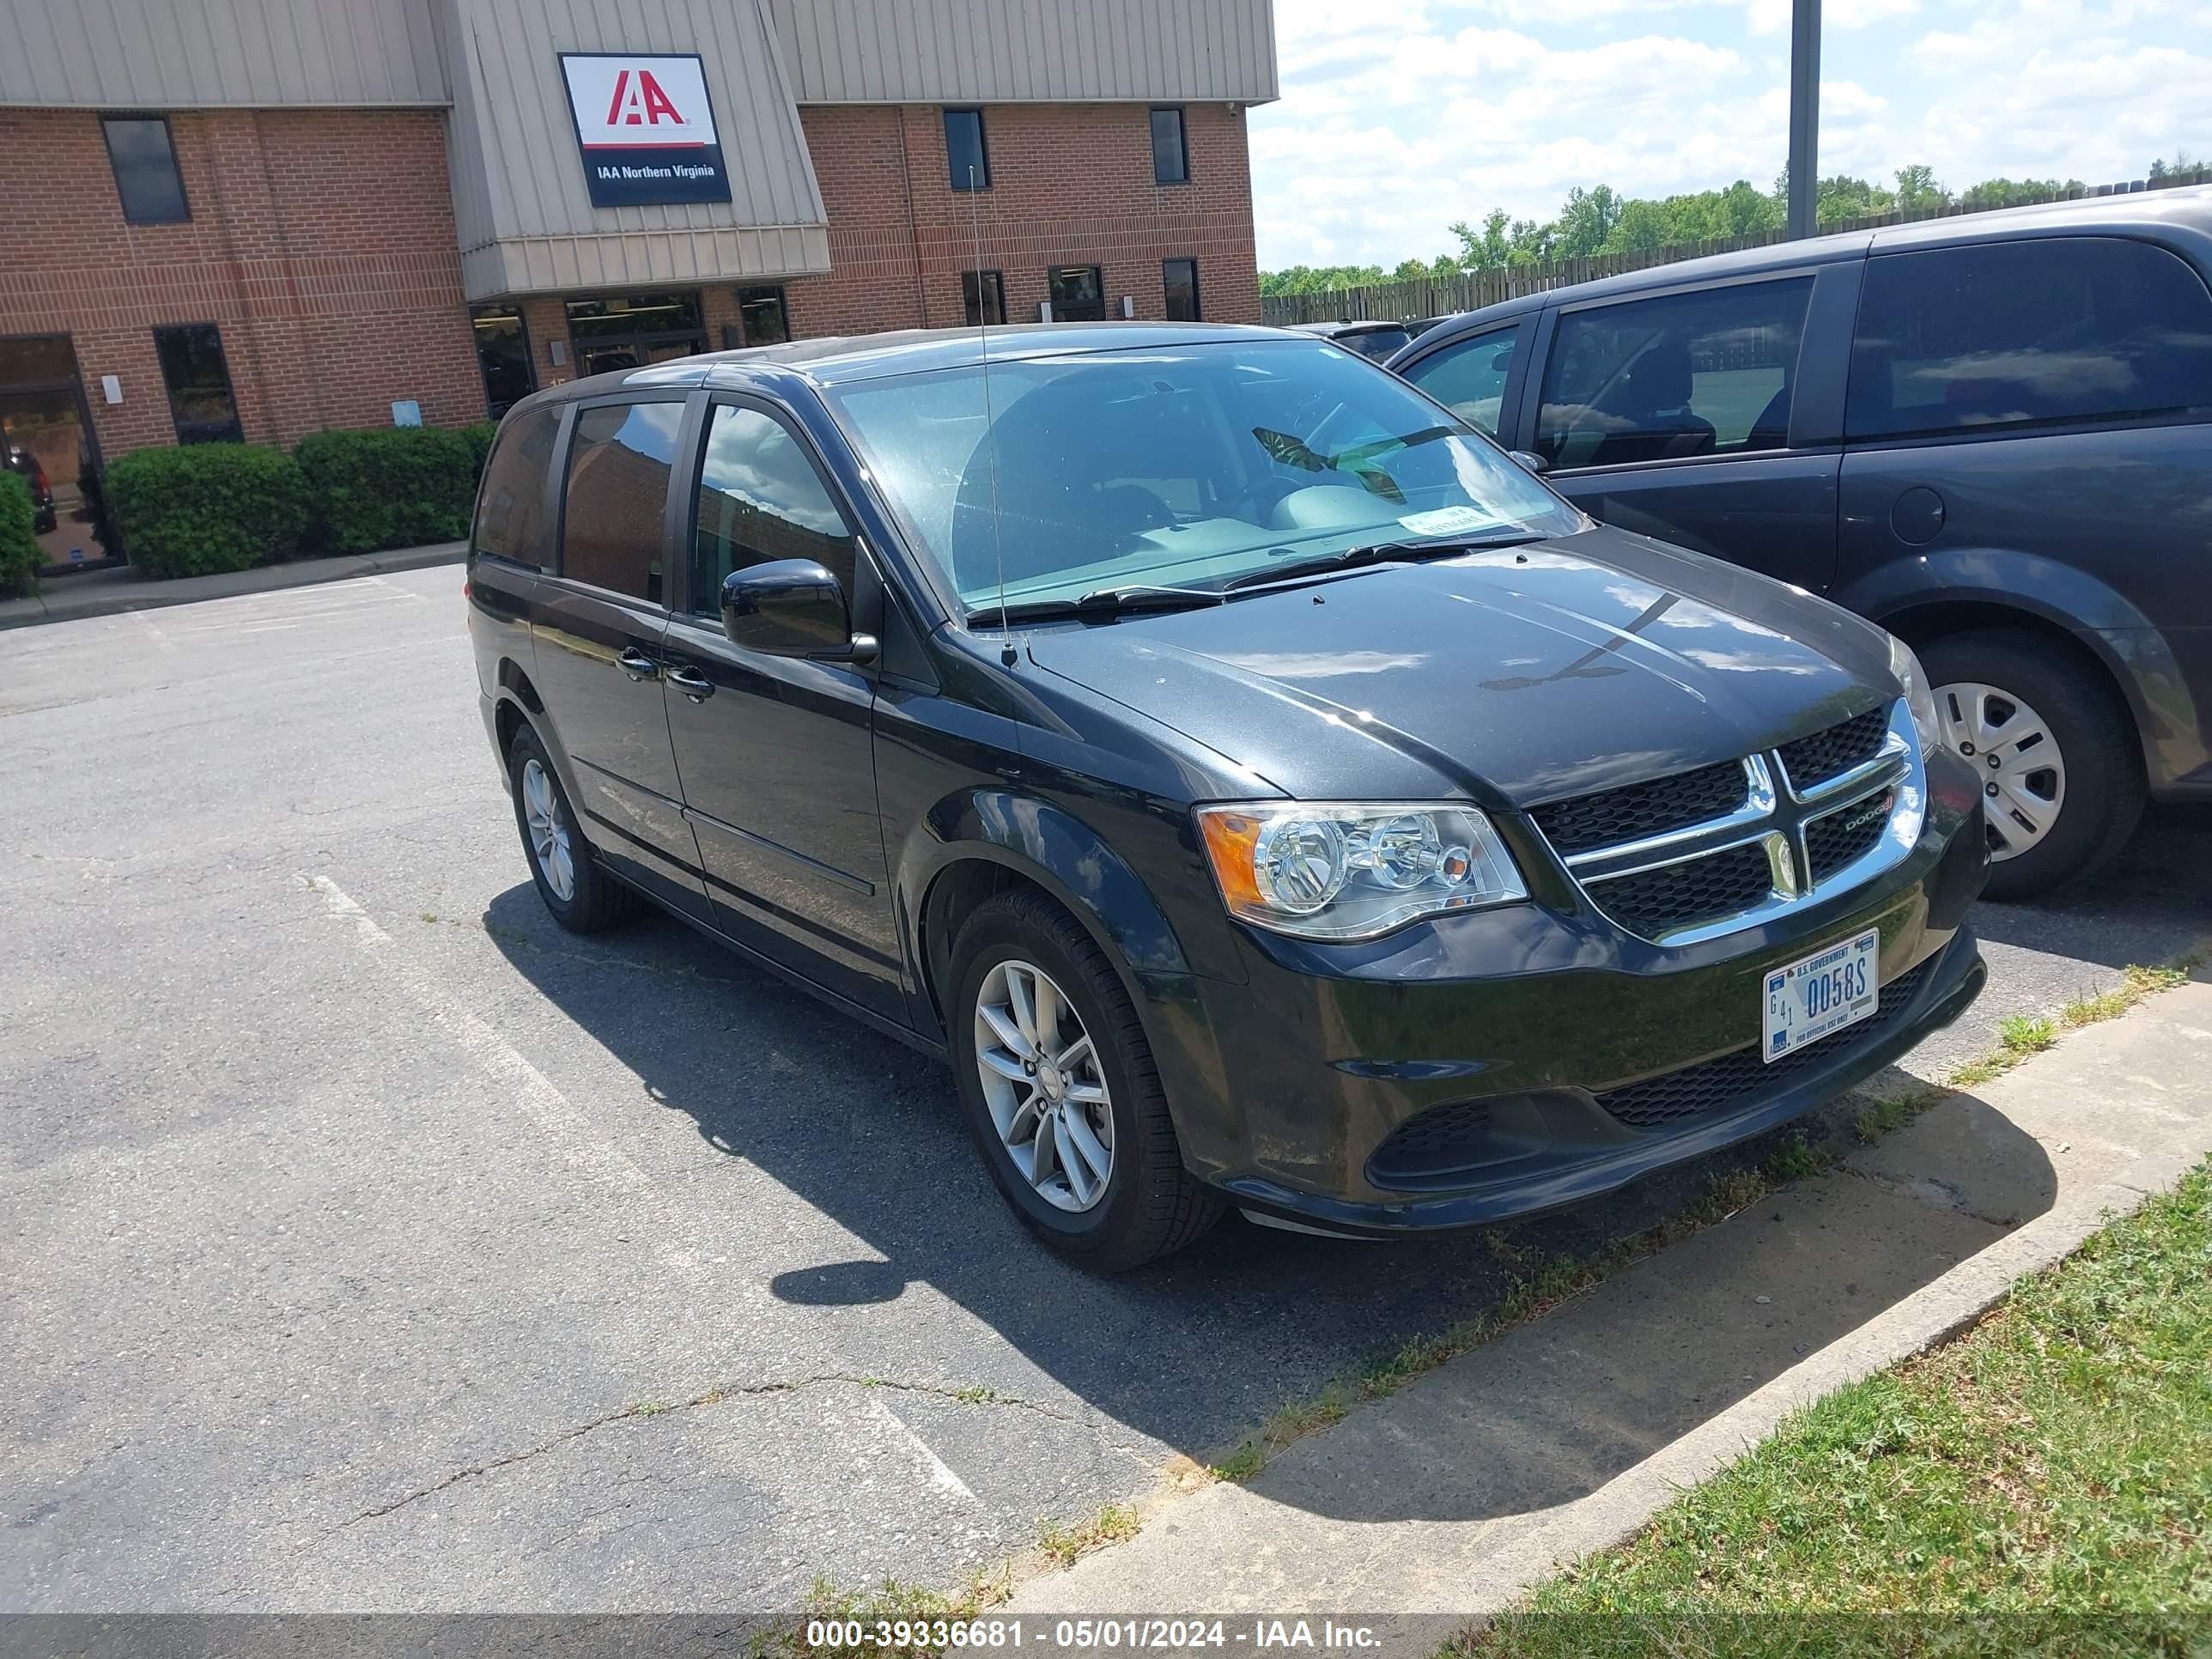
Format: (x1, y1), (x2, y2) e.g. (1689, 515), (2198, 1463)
(507, 724), (639, 933)
(1920, 629), (2143, 901)
(949, 889), (1223, 1272)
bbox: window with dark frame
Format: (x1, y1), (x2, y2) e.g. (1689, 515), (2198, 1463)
(1047, 265), (1105, 323)
(738, 285), (790, 345)
(472, 407), (560, 568)
(1150, 106), (1188, 185)
(470, 305), (533, 418)
(1846, 237), (2212, 441)
(560, 400), (684, 604)
(944, 108), (989, 191)
(153, 324), (242, 444)
(1534, 278), (1813, 469)
(1399, 321), (1525, 436)
(1162, 258), (1201, 322)
(690, 404), (859, 614)
(102, 115), (189, 225)
(963, 270), (1006, 326)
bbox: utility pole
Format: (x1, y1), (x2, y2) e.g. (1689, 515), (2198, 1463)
(1787, 0), (1821, 238)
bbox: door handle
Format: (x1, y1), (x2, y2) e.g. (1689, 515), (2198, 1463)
(617, 647), (659, 682)
(665, 664), (716, 702)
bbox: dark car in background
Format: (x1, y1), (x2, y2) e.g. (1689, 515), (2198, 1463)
(4, 445), (57, 533)
(1389, 186), (2212, 898)
(467, 324), (1985, 1270)
(1291, 319), (1416, 362)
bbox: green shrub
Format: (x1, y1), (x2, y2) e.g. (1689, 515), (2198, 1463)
(0, 471), (38, 599)
(295, 426), (477, 556)
(106, 444), (310, 580)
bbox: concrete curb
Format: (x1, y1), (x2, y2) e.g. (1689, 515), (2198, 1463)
(1004, 970), (2212, 1647)
(0, 542), (466, 631)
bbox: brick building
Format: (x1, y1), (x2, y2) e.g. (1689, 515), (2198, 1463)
(0, 0), (1277, 571)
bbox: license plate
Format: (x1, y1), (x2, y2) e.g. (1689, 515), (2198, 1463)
(1761, 928), (1880, 1063)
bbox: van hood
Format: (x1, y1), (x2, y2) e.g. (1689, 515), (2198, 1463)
(1020, 525), (1898, 805)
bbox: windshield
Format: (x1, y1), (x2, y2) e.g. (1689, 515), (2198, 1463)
(822, 337), (1581, 614)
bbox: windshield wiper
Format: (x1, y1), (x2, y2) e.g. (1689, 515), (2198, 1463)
(980, 583), (1228, 625)
(1223, 531), (1542, 593)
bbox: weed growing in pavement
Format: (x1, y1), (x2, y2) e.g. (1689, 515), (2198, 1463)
(1036, 1503), (1141, 1566)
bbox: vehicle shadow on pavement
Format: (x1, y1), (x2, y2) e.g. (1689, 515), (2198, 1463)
(1970, 804), (2212, 969)
(482, 885), (2056, 1523)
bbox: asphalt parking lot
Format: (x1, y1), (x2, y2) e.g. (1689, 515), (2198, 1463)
(5, 566), (2209, 1611)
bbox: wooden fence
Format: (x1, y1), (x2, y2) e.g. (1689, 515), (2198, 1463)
(1258, 168), (2212, 326)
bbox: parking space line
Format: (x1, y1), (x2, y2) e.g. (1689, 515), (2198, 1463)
(301, 872), (709, 1282)
(868, 1392), (978, 1504)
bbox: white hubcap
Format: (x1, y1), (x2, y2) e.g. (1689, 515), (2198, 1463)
(973, 958), (1115, 1212)
(1936, 681), (2066, 863)
(521, 757), (575, 901)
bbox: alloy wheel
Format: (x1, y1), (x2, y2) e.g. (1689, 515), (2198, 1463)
(521, 756), (576, 902)
(972, 958), (1115, 1212)
(1936, 680), (2066, 863)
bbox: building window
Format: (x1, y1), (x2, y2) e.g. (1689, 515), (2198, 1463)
(945, 108), (989, 191)
(738, 286), (790, 345)
(1163, 258), (1201, 322)
(1150, 107), (1188, 185)
(1047, 265), (1105, 323)
(564, 291), (707, 379)
(102, 115), (189, 225)
(963, 270), (1006, 326)
(153, 324), (242, 444)
(470, 305), (533, 418)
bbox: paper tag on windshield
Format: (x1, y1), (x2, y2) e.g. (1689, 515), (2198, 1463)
(1398, 505), (1503, 538)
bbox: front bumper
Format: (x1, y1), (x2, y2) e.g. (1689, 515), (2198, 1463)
(1149, 750), (1989, 1236)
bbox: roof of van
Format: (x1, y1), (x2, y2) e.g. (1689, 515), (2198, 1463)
(1402, 183), (2212, 337)
(518, 322), (1311, 410)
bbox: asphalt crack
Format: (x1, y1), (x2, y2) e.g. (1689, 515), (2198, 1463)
(334, 1374), (1076, 1529)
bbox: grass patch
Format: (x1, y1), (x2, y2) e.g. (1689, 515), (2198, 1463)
(1466, 1160), (2212, 1656)
(1037, 1502), (1140, 1566)
(1998, 1012), (2057, 1055)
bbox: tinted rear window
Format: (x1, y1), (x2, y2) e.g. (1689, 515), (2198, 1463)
(471, 407), (559, 568)
(1847, 236), (2212, 441)
(559, 401), (684, 604)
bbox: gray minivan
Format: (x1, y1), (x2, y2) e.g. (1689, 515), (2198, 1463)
(1389, 186), (2212, 897)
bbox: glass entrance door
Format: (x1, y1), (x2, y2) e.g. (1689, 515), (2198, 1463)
(0, 335), (110, 574)
(565, 292), (708, 380)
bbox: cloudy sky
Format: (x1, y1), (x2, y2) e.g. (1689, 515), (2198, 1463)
(1247, 0), (2209, 270)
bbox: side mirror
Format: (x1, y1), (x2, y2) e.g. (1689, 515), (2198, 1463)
(1508, 449), (1550, 477)
(720, 560), (878, 664)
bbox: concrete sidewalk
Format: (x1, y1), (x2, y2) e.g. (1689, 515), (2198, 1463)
(1007, 970), (2212, 1642)
(0, 542), (465, 631)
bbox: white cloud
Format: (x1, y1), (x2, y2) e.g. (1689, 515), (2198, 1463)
(1250, 0), (2210, 271)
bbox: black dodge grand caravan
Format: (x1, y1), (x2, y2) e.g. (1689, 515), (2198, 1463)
(466, 324), (1987, 1269)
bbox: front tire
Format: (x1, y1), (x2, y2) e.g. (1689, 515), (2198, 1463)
(949, 890), (1222, 1272)
(1921, 630), (2143, 901)
(507, 724), (639, 933)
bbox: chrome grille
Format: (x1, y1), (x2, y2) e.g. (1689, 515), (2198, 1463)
(1777, 706), (1889, 792)
(1595, 958), (1933, 1128)
(1534, 702), (1921, 945)
(1528, 760), (1750, 857)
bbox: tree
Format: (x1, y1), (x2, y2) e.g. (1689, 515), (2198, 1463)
(1893, 164), (1948, 212)
(2148, 150), (2203, 180)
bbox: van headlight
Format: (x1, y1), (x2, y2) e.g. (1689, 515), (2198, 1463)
(1889, 635), (1942, 757)
(1195, 802), (1528, 941)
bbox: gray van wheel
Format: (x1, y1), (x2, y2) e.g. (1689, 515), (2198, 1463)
(508, 726), (640, 933)
(1922, 631), (2142, 901)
